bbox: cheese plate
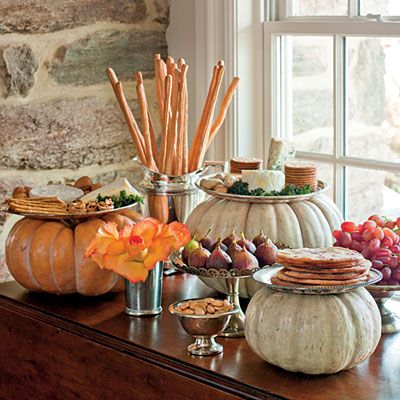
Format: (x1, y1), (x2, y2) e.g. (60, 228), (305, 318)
(196, 179), (328, 203)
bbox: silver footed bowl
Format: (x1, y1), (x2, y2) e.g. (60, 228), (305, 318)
(169, 299), (238, 356)
(366, 284), (400, 333)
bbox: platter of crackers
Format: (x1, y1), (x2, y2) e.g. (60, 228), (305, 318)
(253, 247), (382, 294)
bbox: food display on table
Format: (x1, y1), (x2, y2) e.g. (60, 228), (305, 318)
(284, 161), (317, 192)
(5, 177), (143, 219)
(333, 215), (400, 285)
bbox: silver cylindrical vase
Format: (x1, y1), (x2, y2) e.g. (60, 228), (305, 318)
(124, 262), (163, 316)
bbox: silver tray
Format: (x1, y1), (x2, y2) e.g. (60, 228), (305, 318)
(171, 255), (259, 278)
(252, 265), (382, 295)
(5, 202), (141, 221)
(196, 179), (328, 204)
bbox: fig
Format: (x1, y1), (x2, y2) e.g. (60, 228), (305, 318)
(252, 229), (267, 248)
(188, 244), (210, 268)
(237, 232), (256, 254)
(227, 239), (242, 260)
(206, 243), (232, 270)
(199, 229), (216, 251)
(232, 245), (259, 270)
(210, 237), (228, 252)
(222, 230), (237, 247)
(254, 239), (278, 267)
(182, 238), (199, 264)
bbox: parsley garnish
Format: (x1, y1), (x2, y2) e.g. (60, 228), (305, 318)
(228, 181), (312, 197)
(96, 190), (144, 208)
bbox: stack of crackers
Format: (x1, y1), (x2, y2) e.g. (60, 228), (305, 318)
(6, 197), (68, 215)
(272, 247), (371, 287)
(230, 157), (263, 174)
(284, 162), (317, 191)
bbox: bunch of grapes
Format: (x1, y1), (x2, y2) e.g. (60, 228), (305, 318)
(333, 215), (400, 285)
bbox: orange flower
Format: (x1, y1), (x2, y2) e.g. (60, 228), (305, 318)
(85, 218), (191, 283)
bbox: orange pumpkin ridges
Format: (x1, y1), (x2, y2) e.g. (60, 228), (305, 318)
(5, 213), (136, 296)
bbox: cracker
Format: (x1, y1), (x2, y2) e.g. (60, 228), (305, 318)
(277, 269), (369, 286)
(283, 264), (369, 274)
(277, 247), (364, 265)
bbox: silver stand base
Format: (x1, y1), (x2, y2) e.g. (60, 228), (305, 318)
(188, 336), (223, 356)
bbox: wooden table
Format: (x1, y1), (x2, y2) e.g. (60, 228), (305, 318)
(0, 274), (399, 400)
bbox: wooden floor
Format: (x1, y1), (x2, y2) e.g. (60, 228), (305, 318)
(0, 274), (399, 400)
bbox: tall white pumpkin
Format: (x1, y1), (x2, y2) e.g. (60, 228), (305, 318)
(186, 194), (343, 297)
(245, 287), (381, 375)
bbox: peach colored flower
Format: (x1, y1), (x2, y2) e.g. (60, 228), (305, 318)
(85, 217), (190, 283)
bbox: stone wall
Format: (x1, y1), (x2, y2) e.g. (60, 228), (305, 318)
(0, 0), (169, 281)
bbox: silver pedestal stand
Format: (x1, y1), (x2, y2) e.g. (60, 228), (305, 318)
(172, 256), (258, 338)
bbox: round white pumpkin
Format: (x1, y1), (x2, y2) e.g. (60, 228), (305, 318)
(245, 286), (381, 374)
(186, 194), (343, 297)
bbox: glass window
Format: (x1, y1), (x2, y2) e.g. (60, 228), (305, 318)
(291, 0), (348, 16)
(360, 0), (400, 16)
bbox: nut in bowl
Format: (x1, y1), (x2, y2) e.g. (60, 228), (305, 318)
(169, 298), (238, 356)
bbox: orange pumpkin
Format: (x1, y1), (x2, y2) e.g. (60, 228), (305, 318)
(5, 213), (140, 296)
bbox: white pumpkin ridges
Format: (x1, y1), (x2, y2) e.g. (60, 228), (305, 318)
(245, 203), (278, 243)
(245, 287), (381, 375)
(310, 196), (343, 233)
(186, 197), (220, 238)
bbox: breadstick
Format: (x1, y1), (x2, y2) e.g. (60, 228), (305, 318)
(147, 110), (160, 166)
(115, 81), (147, 165)
(154, 56), (165, 128)
(207, 77), (240, 148)
(176, 64), (188, 175)
(165, 68), (181, 175)
(193, 64), (224, 170)
(160, 74), (173, 173)
(136, 71), (157, 171)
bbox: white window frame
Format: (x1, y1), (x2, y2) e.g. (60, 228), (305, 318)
(264, 0), (400, 217)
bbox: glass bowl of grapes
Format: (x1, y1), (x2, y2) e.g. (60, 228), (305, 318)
(333, 215), (400, 333)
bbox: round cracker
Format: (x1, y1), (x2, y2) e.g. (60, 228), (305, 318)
(283, 269), (363, 280)
(283, 264), (369, 274)
(277, 247), (364, 265)
(277, 269), (369, 286)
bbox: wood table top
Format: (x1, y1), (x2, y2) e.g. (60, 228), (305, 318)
(0, 274), (399, 400)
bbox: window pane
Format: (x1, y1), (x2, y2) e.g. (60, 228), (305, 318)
(346, 37), (400, 163)
(347, 167), (400, 221)
(291, 0), (348, 16)
(360, 0), (400, 16)
(284, 36), (334, 154)
(302, 160), (334, 200)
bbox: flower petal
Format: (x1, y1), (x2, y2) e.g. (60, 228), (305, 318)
(131, 218), (160, 246)
(106, 240), (125, 255)
(98, 222), (120, 240)
(160, 222), (191, 251)
(114, 260), (149, 283)
(144, 237), (171, 270)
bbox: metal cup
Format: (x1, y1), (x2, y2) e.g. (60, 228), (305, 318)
(124, 262), (163, 316)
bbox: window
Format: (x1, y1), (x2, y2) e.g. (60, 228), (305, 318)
(264, 0), (400, 221)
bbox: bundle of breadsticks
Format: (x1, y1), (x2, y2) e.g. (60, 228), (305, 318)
(106, 55), (239, 176)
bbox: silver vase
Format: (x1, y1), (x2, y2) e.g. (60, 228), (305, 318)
(124, 262), (163, 316)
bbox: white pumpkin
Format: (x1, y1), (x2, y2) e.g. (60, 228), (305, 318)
(245, 286), (381, 375)
(186, 194), (343, 297)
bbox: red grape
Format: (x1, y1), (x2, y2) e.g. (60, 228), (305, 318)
(350, 240), (362, 252)
(375, 249), (391, 258)
(340, 232), (352, 247)
(341, 221), (358, 233)
(358, 224), (365, 233)
(393, 235), (400, 245)
(390, 245), (400, 254)
(382, 236), (393, 248)
(361, 248), (371, 259)
(350, 232), (363, 242)
(389, 256), (399, 270)
(397, 217), (400, 229)
(382, 267), (392, 280)
(371, 260), (384, 270)
(373, 227), (384, 240)
(362, 230), (374, 241)
(385, 220), (396, 230)
(393, 269), (400, 281)
(377, 256), (391, 265)
(363, 220), (376, 232)
(368, 239), (381, 252)
(369, 215), (385, 227)
(383, 227), (397, 241)
(332, 230), (342, 240)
